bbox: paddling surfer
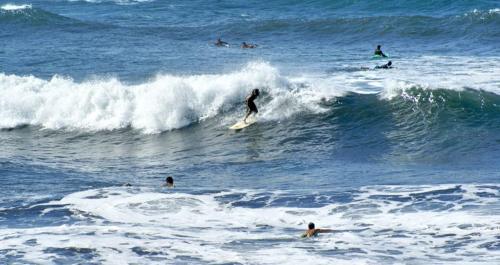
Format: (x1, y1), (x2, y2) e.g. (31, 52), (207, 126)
(241, 42), (257, 48)
(215, 38), (228, 47)
(375, 61), (393, 69)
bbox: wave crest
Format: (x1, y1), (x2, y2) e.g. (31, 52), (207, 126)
(0, 62), (317, 133)
(2, 58), (499, 134)
(0, 4), (32, 11)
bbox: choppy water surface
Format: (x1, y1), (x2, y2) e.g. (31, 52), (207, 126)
(1, 0), (499, 264)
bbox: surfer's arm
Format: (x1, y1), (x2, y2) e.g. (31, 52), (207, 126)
(317, 228), (334, 233)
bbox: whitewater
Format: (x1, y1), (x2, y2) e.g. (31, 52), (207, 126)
(1, 57), (499, 133)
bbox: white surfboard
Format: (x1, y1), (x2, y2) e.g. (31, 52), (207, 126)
(229, 116), (256, 130)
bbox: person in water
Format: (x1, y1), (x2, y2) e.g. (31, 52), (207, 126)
(375, 61), (393, 69)
(243, 89), (260, 123)
(165, 176), (174, 188)
(241, 42), (257, 49)
(374, 45), (387, 57)
(301, 222), (334, 238)
(215, 38), (228, 47)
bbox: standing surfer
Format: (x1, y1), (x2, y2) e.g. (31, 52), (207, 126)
(243, 89), (260, 123)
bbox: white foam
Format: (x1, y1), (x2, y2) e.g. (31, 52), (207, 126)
(460, 8), (499, 22)
(0, 4), (32, 11)
(490, 8), (500, 14)
(1, 56), (499, 132)
(0, 62), (345, 133)
(1, 184), (498, 264)
(376, 56), (500, 100)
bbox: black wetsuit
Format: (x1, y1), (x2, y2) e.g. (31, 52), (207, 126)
(246, 95), (258, 115)
(374, 49), (387, 57)
(375, 63), (392, 69)
(215, 40), (228, 47)
(242, 43), (256, 48)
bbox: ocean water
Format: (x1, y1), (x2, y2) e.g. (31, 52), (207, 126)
(1, 0), (500, 264)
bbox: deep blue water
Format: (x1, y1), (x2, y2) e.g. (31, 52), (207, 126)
(1, 1), (500, 264)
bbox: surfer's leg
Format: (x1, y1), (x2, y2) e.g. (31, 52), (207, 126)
(243, 109), (251, 123)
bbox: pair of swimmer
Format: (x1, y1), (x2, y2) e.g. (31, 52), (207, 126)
(164, 177), (334, 239)
(215, 38), (257, 49)
(374, 45), (393, 69)
(131, 176), (332, 239)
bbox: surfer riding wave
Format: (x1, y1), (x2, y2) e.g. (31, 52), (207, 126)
(244, 89), (260, 123)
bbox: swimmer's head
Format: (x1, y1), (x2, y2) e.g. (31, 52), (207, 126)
(388, 61), (392, 66)
(308, 222), (315, 229)
(166, 176), (174, 187)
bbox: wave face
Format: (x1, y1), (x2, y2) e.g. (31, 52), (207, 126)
(1, 59), (499, 132)
(2, 59), (499, 167)
(0, 4), (69, 25)
(0, 62), (297, 132)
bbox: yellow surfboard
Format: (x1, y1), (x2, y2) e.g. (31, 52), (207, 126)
(229, 116), (256, 130)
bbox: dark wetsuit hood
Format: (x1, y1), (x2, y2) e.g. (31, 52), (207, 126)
(252, 89), (260, 97)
